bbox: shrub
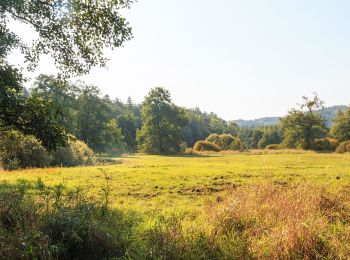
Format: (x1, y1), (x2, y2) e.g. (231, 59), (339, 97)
(205, 134), (221, 146)
(52, 140), (94, 167)
(206, 134), (242, 151)
(229, 137), (242, 151)
(218, 134), (235, 149)
(51, 146), (75, 167)
(335, 140), (350, 154)
(312, 138), (339, 152)
(265, 144), (280, 150)
(70, 140), (94, 166)
(0, 131), (51, 170)
(193, 141), (221, 152)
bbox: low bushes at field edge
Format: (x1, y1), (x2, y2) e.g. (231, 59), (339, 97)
(193, 141), (221, 152)
(0, 131), (95, 170)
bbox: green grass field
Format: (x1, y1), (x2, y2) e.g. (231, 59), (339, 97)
(1, 150), (349, 214)
(2, 151), (350, 258)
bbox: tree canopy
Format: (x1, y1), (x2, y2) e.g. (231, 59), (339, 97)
(0, 0), (133, 149)
(137, 87), (188, 153)
(281, 94), (328, 150)
(0, 65), (67, 150)
(330, 107), (350, 142)
(1, 0), (133, 75)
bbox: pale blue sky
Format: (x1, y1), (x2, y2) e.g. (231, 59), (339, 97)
(8, 0), (350, 119)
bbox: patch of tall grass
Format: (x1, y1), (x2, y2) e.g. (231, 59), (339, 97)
(0, 179), (135, 259)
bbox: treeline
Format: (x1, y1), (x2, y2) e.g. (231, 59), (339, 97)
(21, 75), (239, 153)
(24, 75), (285, 154)
(26, 75), (288, 154)
(2, 74), (350, 170)
(28, 76), (349, 153)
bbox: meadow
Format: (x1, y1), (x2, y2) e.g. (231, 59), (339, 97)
(2, 151), (350, 259)
(1, 150), (350, 213)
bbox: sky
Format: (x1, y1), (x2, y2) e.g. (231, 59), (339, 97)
(7, 0), (350, 120)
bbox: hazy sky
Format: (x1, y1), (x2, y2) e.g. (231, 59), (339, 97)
(8, 0), (350, 120)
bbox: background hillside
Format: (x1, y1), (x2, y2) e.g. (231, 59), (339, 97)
(235, 105), (348, 127)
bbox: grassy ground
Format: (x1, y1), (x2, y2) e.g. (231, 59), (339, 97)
(2, 150), (350, 259)
(0, 150), (349, 214)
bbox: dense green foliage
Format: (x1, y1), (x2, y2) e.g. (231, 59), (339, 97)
(31, 77), (129, 154)
(0, 0), (132, 76)
(0, 0), (133, 151)
(0, 131), (94, 170)
(257, 126), (282, 149)
(0, 65), (68, 150)
(281, 95), (328, 149)
(137, 87), (188, 153)
(331, 107), (350, 142)
(0, 131), (51, 170)
(52, 140), (94, 167)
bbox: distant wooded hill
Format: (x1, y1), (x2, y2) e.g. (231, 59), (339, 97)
(235, 105), (348, 127)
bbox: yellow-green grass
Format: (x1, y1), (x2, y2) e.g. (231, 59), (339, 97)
(0, 151), (350, 215)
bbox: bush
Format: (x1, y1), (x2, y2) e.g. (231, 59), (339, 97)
(229, 137), (242, 151)
(52, 140), (94, 167)
(0, 131), (51, 170)
(206, 134), (242, 151)
(193, 141), (221, 152)
(205, 134), (221, 146)
(335, 140), (350, 154)
(218, 134), (235, 149)
(265, 144), (280, 150)
(312, 138), (339, 152)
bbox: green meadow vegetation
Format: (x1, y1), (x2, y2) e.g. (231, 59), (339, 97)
(1, 151), (350, 212)
(1, 152), (350, 258)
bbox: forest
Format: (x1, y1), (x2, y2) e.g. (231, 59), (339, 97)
(1, 75), (350, 170)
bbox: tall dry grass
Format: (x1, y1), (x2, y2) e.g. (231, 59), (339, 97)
(205, 182), (350, 259)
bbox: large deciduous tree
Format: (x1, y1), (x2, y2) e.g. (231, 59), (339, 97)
(0, 65), (67, 150)
(30, 74), (79, 133)
(281, 94), (328, 150)
(1, 0), (133, 75)
(137, 87), (188, 154)
(0, 0), (133, 149)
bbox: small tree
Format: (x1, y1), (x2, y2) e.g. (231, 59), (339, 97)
(137, 87), (188, 153)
